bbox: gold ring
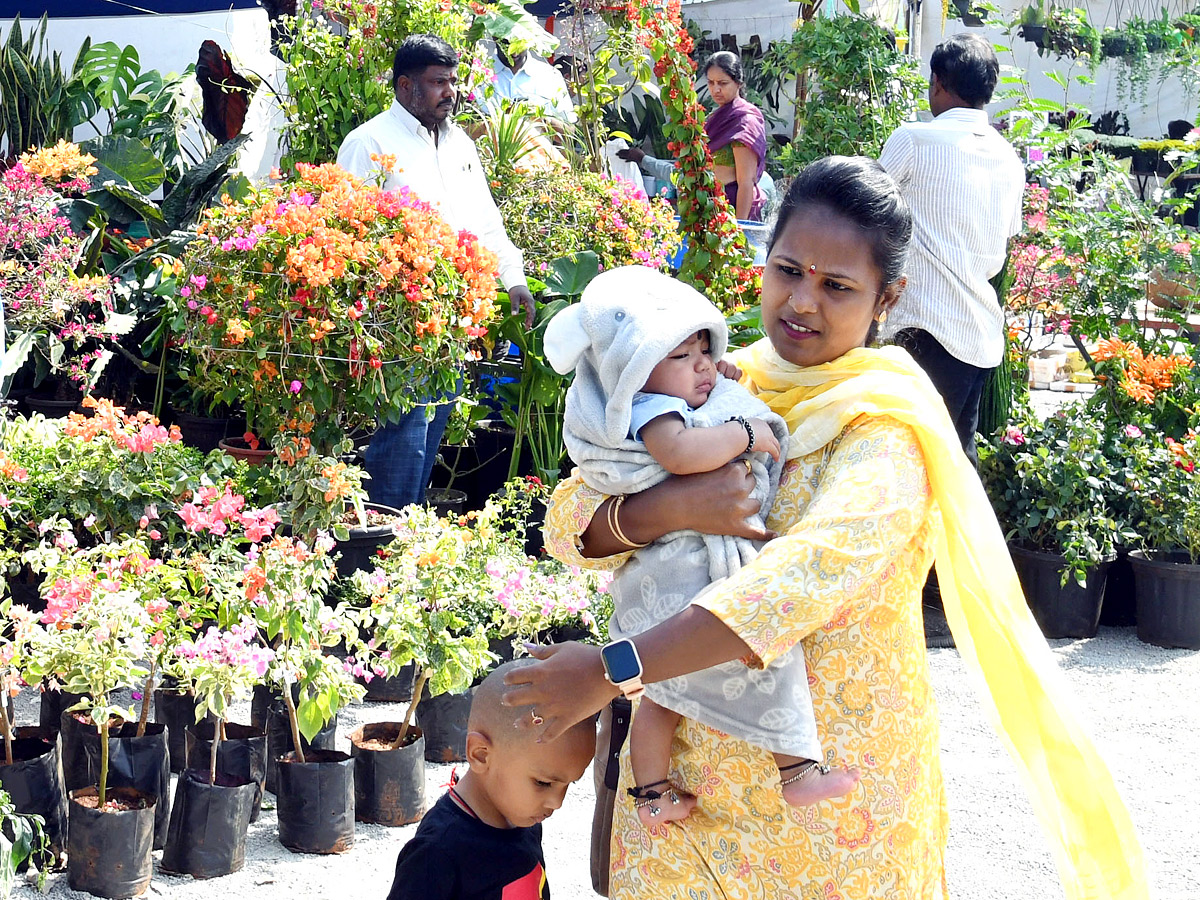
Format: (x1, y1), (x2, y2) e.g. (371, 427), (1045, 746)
(743, 459), (753, 476)
(531, 711), (544, 726)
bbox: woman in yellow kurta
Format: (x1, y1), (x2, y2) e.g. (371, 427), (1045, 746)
(505, 157), (1147, 900)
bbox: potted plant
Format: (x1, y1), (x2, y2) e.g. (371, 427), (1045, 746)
(979, 407), (1134, 638)
(176, 161), (501, 461)
(22, 539), (160, 899)
(1121, 428), (1200, 649)
(346, 505), (493, 824)
(243, 533), (363, 854)
(0, 601), (68, 861)
(25, 539), (182, 855)
(161, 619), (272, 878)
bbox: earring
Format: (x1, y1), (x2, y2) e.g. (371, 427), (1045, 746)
(876, 310), (888, 324)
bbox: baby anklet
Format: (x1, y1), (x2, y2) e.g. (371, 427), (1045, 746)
(628, 779), (679, 817)
(779, 760), (830, 788)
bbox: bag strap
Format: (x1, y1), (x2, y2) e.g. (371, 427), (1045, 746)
(603, 696), (632, 791)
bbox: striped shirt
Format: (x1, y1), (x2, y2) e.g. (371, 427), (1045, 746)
(879, 108), (1025, 368)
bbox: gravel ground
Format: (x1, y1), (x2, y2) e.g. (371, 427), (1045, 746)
(10, 626), (1196, 900)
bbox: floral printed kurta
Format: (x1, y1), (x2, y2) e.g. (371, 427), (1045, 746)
(545, 414), (948, 900)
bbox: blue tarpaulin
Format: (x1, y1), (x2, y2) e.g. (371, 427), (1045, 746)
(4, 0), (260, 17)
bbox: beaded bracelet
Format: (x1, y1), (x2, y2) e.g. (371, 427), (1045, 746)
(728, 415), (754, 453)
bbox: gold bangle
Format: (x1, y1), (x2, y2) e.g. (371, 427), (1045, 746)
(608, 495), (649, 549)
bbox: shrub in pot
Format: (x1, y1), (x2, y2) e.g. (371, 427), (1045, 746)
(21, 539), (162, 898)
(346, 546), (494, 823)
(1120, 428), (1200, 649)
(244, 533), (363, 854)
(0, 603), (67, 861)
(161, 619), (272, 878)
(979, 408), (1135, 638)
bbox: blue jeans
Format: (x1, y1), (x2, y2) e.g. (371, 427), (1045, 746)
(364, 400), (455, 510)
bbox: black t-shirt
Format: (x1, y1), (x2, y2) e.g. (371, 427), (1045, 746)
(385, 792), (549, 900)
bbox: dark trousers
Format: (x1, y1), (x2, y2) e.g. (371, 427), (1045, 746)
(894, 328), (991, 467)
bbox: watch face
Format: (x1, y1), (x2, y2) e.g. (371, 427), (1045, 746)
(602, 640), (641, 683)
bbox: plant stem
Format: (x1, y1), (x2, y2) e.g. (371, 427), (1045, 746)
(391, 667), (430, 751)
(0, 685), (13, 767)
(98, 717), (110, 807)
(281, 683), (305, 764)
(210, 717), (221, 786)
(136, 662), (156, 737)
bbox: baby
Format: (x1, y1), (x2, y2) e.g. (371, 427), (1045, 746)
(545, 266), (858, 824)
(386, 660), (596, 899)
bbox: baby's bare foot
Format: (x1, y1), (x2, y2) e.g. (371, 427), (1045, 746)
(780, 763), (860, 807)
(635, 788), (696, 826)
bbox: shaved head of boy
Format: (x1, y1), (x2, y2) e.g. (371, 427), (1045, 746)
(451, 659), (596, 830)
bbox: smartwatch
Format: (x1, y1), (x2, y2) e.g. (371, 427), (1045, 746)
(600, 639), (645, 700)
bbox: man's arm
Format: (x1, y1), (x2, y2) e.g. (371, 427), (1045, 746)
(878, 126), (915, 186)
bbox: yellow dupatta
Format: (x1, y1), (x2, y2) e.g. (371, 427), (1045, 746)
(737, 340), (1148, 900)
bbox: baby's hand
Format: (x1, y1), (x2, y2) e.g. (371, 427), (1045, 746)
(748, 418), (780, 461)
(716, 359), (743, 382)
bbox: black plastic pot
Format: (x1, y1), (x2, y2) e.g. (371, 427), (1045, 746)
(0, 727), (69, 856)
(1100, 551), (1137, 627)
(41, 687), (85, 732)
(332, 503), (403, 579)
(59, 709), (95, 794)
(362, 663), (417, 703)
(275, 749), (355, 854)
(349, 724), (425, 826)
(264, 703), (337, 795)
(160, 768), (256, 879)
(416, 689), (473, 763)
(67, 786), (155, 899)
(185, 722), (266, 822)
(155, 689), (203, 774)
(1009, 545), (1113, 639)
(1129, 550), (1200, 650)
(427, 488), (467, 518)
(173, 411), (233, 454)
(4, 566), (44, 613)
(81, 723), (171, 850)
(23, 394), (81, 418)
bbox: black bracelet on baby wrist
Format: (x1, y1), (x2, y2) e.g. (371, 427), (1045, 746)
(728, 415), (754, 453)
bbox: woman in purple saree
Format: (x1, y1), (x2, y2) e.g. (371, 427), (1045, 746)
(703, 51), (768, 221)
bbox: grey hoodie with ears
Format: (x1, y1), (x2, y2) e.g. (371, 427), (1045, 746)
(544, 266), (820, 758)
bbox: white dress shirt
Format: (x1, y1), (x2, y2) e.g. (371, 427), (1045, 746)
(879, 108), (1025, 369)
(487, 52), (576, 124)
(336, 100), (527, 290)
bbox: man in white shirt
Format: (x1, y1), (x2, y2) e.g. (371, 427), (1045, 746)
(487, 39), (576, 128)
(879, 33), (1024, 466)
(337, 34), (535, 509)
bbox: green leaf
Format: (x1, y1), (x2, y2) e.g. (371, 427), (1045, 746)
(0, 331), (36, 380)
(83, 134), (164, 195)
(79, 41), (141, 109)
(295, 696), (325, 744)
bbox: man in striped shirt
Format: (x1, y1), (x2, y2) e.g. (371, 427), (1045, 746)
(879, 33), (1025, 466)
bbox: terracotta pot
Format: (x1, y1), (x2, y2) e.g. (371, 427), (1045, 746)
(218, 437), (274, 466)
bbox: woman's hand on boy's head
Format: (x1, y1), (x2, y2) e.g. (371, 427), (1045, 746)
(716, 359), (743, 383)
(501, 642), (615, 743)
(747, 417), (781, 461)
